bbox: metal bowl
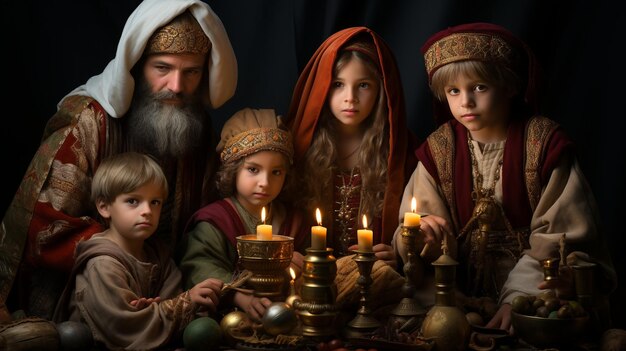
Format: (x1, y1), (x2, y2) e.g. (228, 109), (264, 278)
(236, 234), (294, 299)
(511, 310), (589, 348)
(236, 234), (294, 272)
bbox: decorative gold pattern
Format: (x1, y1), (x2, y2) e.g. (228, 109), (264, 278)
(423, 32), (515, 82)
(334, 168), (361, 256)
(161, 290), (197, 332)
(236, 235), (294, 299)
(146, 12), (210, 55)
(524, 116), (559, 211)
(427, 124), (460, 230)
(221, 128), (293, 164)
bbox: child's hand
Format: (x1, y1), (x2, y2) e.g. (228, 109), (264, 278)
(130, 297), (161, 310)
(537, 265), (575, 299)
(485, 303), (512, 333)
(233, 291), (272, 322)
(419, 214), (452, 245)
(189, 278), (223, 313)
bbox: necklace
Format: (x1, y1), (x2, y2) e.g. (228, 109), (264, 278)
(339, 143), (360, 160)
(467, 135), (503, 201)
(334, 167), (361, 255)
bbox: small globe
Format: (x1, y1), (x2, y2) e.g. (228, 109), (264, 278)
(262, 302), (297, 336)
(183, 317), (223, 351)
(220, 311), (253, 345)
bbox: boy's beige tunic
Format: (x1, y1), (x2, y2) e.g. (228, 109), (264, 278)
(61, 235), (197, 350)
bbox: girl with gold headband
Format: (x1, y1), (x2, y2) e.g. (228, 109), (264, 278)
(178, 108), (308, 322)
(394, 22), (616, 332)
(285, 27), (418, 308)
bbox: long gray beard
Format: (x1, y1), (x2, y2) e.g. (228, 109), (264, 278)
(126, 83), (206, 158)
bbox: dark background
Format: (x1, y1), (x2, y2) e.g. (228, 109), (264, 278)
(2, 1), (624, 327)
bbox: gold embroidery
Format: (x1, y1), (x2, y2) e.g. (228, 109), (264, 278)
(423, 32), (517, 82)
(220, 128), (293, 164)
(524, 116), (559, 211)
(146, 12), (210, 56)
(334, 167), (361, 256)
(427, 124), (460, 231)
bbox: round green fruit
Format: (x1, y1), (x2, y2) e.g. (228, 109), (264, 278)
(511, 295), (530, 314)
(183, 317), (223, 351)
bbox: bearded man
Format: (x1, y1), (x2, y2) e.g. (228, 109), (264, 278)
(0, 0), (237, 321)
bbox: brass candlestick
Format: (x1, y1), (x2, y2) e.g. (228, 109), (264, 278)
(421, 241), (470, 351)
(236, 234), (294, 301)
(389, 226), (426, 331)
(345, 250), (381, 337)
(294, 248), (338, 337)
(541, 257), (560, 281)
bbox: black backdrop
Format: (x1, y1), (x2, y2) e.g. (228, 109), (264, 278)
(2, 1), (625, 326)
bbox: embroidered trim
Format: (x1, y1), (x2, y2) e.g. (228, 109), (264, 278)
(524, 116), (559, 211)
(220, 127), (293, 164)
(427, 123), (459, 231)
(423, 32), (517, 82)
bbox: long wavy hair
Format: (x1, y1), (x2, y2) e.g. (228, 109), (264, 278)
(293, 39), (389, 220)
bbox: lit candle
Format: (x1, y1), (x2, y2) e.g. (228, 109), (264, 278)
(285, 267), (300, 307)
(256, 207), (272, 240)
(403, 197), (421, 227)
(288, 267), (296, 295)
(311, 208), (327, 250)
(357, 214), (373, 252)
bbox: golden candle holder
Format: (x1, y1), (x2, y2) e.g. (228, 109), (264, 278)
(541, 257), (560, 281)
(345, 250), (381, 337)
(293, 248), (339, 337)
(236, 234), (294, 301)
(389, 226), (426, 330)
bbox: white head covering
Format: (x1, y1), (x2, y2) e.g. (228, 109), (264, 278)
(59, 0), (237, 117)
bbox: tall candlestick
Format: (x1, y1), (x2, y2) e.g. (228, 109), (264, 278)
(311, 208), (327, 250)
(256, 207), (272, 240)
(357, 215), (373, 252)
(403, 197), (421, 227)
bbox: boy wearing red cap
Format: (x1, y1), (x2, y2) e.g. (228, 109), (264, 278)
(394, 23), (616, 332)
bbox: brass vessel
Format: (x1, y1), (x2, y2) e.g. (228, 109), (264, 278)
(421, 244), (470, 351)
(236, 234), (294, 300)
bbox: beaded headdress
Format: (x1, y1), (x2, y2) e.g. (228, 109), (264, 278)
(146, 11), (211, 55)
(219, 108), (294, 164)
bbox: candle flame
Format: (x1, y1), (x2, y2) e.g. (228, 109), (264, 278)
(411, 197), (417, 213)
(289, 267), (296, 280)
(362, 214), (368, 229)
(261, 207), (266, 224)
(315, 208), (322, 226)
